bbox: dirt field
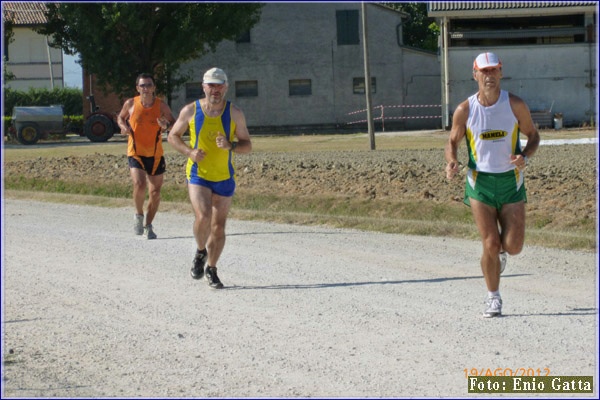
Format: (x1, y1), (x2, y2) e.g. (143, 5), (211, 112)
(3, 132), (597, 245)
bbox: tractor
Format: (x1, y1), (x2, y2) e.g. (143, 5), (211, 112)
(82, 94), (119, 142)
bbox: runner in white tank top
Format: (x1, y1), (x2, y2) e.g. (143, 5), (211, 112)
(444, 52), (540, 318)
(466, 89), (521, 173)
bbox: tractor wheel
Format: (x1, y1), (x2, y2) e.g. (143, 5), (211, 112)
(17, 123), (41, 145)
(84, 114), (114, 142)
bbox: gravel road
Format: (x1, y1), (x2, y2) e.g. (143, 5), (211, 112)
(1, 199), (597, 397)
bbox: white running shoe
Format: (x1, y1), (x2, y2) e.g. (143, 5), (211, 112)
(134, 214), (144, 235)
(483, 296), (502, 318)
(499, 252), (507, 274)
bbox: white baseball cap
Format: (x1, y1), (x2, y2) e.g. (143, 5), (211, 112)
(203, 67), (228, 84)
(473, 52), (502, 70)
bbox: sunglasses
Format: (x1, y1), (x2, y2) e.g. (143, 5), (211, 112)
(138, 83), (154, 88)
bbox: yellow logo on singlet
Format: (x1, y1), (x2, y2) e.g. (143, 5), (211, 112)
(480, 130), (507, 140)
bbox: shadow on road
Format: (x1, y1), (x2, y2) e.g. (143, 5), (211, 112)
(224, 274), (532, 291)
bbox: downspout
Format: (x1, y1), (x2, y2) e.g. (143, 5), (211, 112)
(442, 16), (450, 129)
(588, 23), (596, 127)
(331, 39), (336, 127)
(46, 37), (54, 89)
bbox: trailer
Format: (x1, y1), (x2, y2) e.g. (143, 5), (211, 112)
(10, 99), (119, 145)
(11, 106), (64, 145)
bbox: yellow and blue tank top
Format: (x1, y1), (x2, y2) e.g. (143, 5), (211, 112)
(186, 100), (237, 182)
(465, 90), (522, 173)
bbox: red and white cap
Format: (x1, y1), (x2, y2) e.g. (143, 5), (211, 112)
(473, 52), (502, 70)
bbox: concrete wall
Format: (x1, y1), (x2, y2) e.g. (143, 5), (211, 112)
(173, 3), (441, 132)
(443, 44), (597, 127)
(5, 27), (64, 90)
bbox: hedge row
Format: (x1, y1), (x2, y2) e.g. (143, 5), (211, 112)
(4, 87), (83, 116)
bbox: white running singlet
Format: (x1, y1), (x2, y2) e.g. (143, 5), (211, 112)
(465, 90), (522, 173)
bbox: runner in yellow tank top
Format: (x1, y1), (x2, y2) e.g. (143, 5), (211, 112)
(186, 99), (237, 183)
(168, 67), (252, 289)
(117, 73), (175, 239)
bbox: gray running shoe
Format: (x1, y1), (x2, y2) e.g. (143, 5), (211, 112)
(134, 214), (144, 235)
(144, 224), (157, 240)
(483, 296), (502, 318)
(205, 266), (224, 289)
(499, 252), (507, 274)
(191, 252), (207, 280)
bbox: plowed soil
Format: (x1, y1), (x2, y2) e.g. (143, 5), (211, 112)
(4, 137), (597, 237)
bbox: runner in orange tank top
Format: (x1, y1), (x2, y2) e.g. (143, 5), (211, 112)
(117, 73), (175, 239)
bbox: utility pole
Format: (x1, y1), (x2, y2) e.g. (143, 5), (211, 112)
(361, 2), (375, 150)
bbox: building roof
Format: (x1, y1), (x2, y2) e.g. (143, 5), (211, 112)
(2, 2), (49, 26)
(428, 1), (597, 17)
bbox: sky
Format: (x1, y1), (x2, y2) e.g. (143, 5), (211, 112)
(63, 52), (83, 88)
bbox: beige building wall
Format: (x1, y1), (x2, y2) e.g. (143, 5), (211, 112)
(6, 26), (64, 90)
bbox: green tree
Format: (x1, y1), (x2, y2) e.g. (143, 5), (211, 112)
(3, 58), (16, 85)
(36, 3), (262, 102)
(385, 2), (439, 52)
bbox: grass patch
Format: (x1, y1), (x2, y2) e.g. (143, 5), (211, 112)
(4, 176), (191, 203)
(531, 216), (553, 229)
(4, 184), (594, 251)
(525, 229), (596, 251)
(5, 176), (131, 198)
(231, 190), (593, 250)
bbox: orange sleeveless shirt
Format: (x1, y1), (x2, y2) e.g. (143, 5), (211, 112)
(127, 96), (164, 158)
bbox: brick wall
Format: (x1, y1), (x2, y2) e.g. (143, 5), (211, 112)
(82, 72), (123, 119)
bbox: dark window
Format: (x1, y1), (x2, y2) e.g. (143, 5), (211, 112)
(449, 15), (587, 46)
(185, 82), (204, 100)
(289, 79), (312, 96)
(336, 10), (359, 45)
(353, 77), (376, 94)
(235, 80), (258, 97)
(236, 30), (251, 43)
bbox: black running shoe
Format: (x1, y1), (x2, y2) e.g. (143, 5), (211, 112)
(205, 266), (224, 289)
(190, 252), (207, 279)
